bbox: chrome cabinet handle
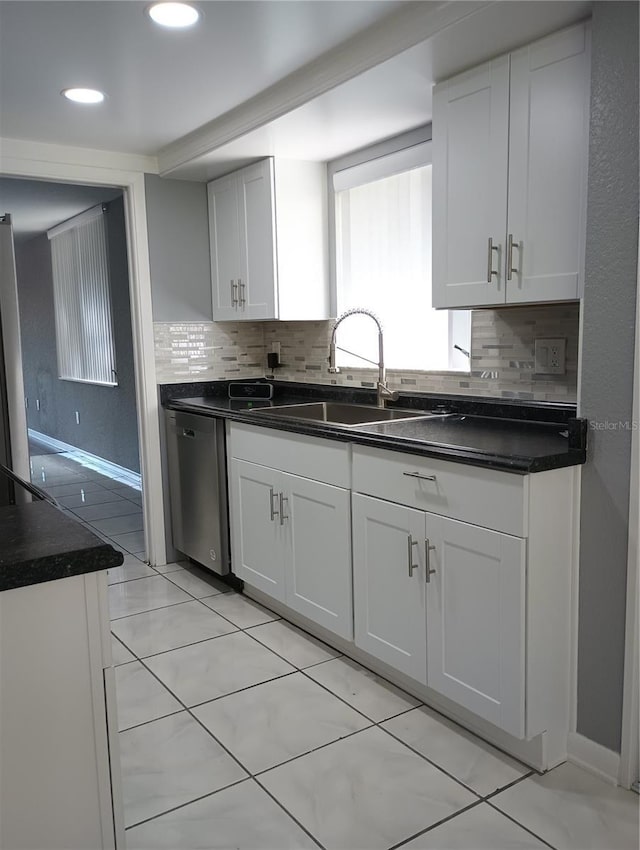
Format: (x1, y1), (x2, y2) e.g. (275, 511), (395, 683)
(407, 535), (419, 577)
(403, 471), (436, 482)
(487, 237), (499, 283)
(279, 492), (289, 525)
(425, 538), (437, 583)
(507, 234), (520, 280)
(238, 279), (246, 307)
(231, 279), (238, 307)
(269, 487), (279, 522)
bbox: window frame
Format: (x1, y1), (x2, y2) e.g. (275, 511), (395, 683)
(327, 125), (471, 375)
(47, 203), (118, 388)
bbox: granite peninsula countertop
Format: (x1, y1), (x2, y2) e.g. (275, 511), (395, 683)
(0, 498), (124, 592)
(163, 380), (587, 475)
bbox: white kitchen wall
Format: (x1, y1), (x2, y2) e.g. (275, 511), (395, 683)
(154, 302), (579, 402)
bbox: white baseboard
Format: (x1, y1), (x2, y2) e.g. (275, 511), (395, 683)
(28, 429), (141, 490)
(567, 732), (621, 786)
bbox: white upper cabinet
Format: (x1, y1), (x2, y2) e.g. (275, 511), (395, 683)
(208, 158), (329, 321)
(432, 57), (510, 308)
(432, 22), (590, 309)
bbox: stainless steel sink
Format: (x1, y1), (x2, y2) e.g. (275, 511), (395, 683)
(249, 401), (427, 427)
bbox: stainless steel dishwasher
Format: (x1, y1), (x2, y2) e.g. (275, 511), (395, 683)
(165, 409), (230, 575)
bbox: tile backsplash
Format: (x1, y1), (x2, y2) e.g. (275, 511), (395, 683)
(154, 303), (579, 402)
(153, 322), (264, 384)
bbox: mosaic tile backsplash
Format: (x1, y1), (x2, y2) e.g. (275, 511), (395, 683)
(154, 303), (579, 402)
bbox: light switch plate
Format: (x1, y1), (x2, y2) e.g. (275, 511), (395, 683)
(534, 338), (566, 375)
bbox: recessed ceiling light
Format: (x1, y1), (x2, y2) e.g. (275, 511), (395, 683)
(62, 88), (106, 104)
(147, 2), (200, 28)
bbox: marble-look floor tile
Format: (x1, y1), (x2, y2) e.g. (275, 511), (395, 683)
(145, 631), (295, 706)
(107, 560), (157, 585)
(45, 479), (111, 496)
(111, 600), (238, 658)
(260, 726), (476, 850)
(246, 619), (340, 669)
(119, 711), (247, 827)
(72, 499), (142, 522)
(165, 567), (228, 599)
(115, 661), (182, 731)
(110, 530), (146, 556)
(109, 575), (192, 620)
(491, 761), (640, 850)
(57, 489), (125, 508)
(111, 634), (136, 666)
(202, 592), (280, 629)
(153, 562), (185, 575)
(93, 512), (144, 536)
(193, 672), (371, 773)
(306, 656), (420, 721)
(125, 779), (318, 850)
(382, 706), (530, 796)
(400, 803), (548, 849)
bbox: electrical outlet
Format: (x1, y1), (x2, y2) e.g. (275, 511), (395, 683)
(534, 338), (566, 375)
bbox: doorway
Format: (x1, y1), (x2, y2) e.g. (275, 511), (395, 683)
(1, 176), (146, 560)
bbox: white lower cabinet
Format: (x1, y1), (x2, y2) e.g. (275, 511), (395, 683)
(229, 426), (575, 757)
(0, 570), (123, 850)
(353, 494), (526, 736)
(352, 495), (427, 683)
(230, 459), (285, 600)
(424, 514), (526, 739)
(230, 457), (353, 640)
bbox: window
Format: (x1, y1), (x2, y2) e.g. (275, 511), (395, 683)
(333, 140), (470, 372)
(47, 204), (117, 386)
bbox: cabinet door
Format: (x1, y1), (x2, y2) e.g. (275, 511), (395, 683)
(506, 24), (590, 303)
(425, 514), (526, 738)
(432, 57), (510, 308)
(229, 459), (285, 601)
(353, 494), (427, 682)
(208, 173), (241, 320)
(284, 473), (353, 640)
(238, 159), (277, 319)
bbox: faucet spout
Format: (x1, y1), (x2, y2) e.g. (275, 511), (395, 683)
(328, 308), (398, 408)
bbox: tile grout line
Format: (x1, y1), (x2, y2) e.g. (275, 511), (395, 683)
(111, 587), (548, 849)
(124, 778), (249, 832)
(388, 799), (488, 850)
(127, 653), (326, 847)
(484, 796), (559, 850)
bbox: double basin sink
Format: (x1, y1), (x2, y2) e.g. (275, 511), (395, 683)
(250, 401), (439, 428)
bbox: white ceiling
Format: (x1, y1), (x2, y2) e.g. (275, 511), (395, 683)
(174, 0), (591, 180)
(0, 1), (591, 175)
(0, 178), (122, 241)
(0, 0), (400, 154)
(0, 0), (591, 192)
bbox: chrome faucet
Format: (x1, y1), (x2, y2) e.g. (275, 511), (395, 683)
(328, 308), (399, 408)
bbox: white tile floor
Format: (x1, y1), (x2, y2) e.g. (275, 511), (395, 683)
(33, 446), (640, 850)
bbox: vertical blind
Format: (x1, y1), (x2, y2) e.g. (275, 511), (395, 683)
(333, 142), (470, 372)
(47, 205), (117, 386)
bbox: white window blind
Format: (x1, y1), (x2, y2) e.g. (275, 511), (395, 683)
(334, 142), (470, 372)
(47, 205), (117, 386)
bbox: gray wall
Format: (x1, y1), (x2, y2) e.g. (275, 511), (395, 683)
(145, 174), (212, 321)
(17, 196), (140, 472)
(578, 1), (639, 752)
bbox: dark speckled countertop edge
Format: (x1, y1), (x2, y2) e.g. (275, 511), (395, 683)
(0, 500), (124, 593)
(166, 394), (587, 475)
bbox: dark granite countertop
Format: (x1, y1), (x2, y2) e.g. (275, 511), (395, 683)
(0, 500), (124, 592)
(163, 380), (587, 475)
